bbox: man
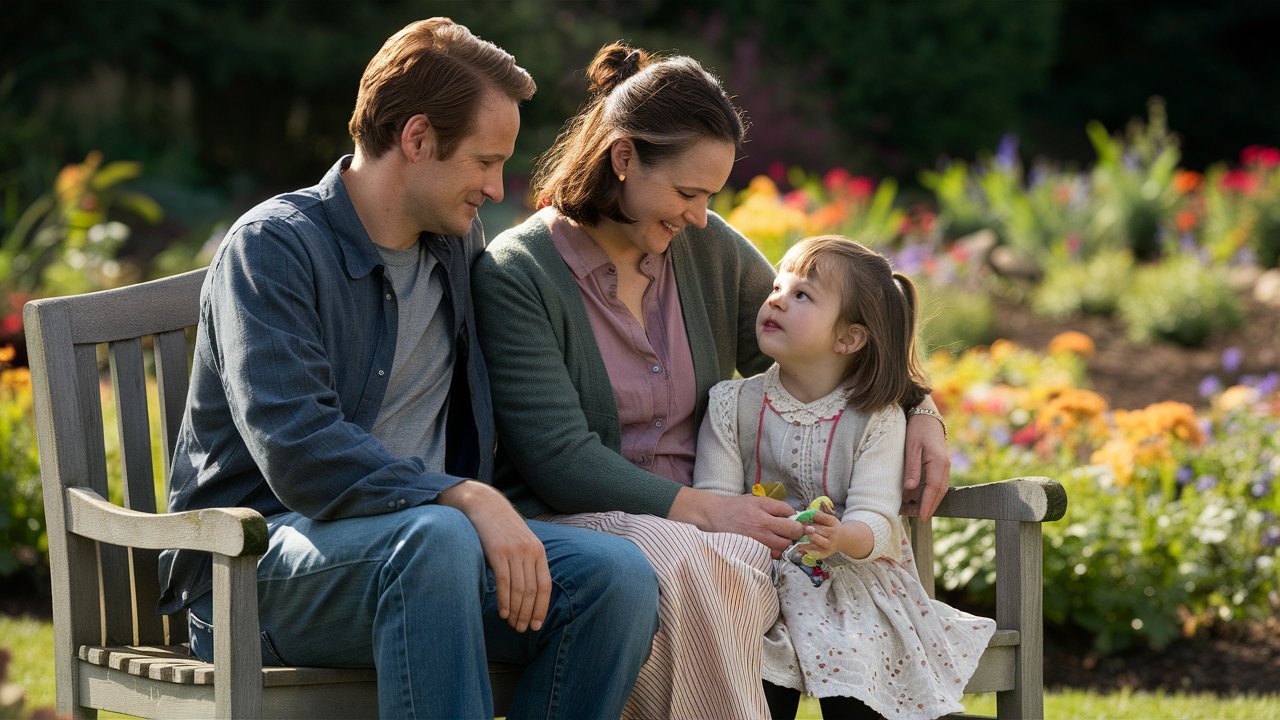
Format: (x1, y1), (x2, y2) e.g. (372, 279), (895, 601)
(157, 18), (658, 719)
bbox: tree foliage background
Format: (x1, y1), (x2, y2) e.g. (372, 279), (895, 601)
(3, 0), (1278, 255)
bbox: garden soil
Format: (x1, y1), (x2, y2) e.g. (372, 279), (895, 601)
(4, 298), (1279, 694)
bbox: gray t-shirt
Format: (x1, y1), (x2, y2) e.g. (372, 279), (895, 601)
(371, 241), (454, 473)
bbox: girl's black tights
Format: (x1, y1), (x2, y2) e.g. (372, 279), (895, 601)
(763, 680), (883, 720)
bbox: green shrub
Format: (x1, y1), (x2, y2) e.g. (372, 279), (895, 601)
(0, 355), (43, 584)
(1032, 250), (1134, 318)
(917, 282), (995, 355)
(1118, 255), (1243, 346)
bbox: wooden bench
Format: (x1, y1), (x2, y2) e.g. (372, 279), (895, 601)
(26, 268), (1065, 719)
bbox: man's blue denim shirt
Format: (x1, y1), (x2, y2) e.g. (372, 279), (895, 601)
(158, 156), (495, 613)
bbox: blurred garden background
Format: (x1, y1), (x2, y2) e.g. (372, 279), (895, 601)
(3, 0), (1280, 716)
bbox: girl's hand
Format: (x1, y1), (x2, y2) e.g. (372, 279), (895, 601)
(903, 400), (951, 522)
(797, 512), (873, 560)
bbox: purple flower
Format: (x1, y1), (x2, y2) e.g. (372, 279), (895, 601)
(1222, 347), (1244, 373)
(1263, 526), (1280, 549)
(1195, 474), (1218, 492)
(1199, 375), (1223, 398)
(893, 244), (930, 275)
(951, 451), (972, 473)
(1252, 482), (1270, 499)
(995, 133), (1019, 172)
(991, 426), (1011, 446)
(1256, 372), (1279, 396)
(1175, 466), (1194, 486)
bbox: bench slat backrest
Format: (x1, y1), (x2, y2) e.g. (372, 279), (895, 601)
(26, 269), (206, 697)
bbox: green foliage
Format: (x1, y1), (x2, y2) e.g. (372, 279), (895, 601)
(928, 342), (1280, 654)
(1118, 255), (1243, 346)
(916, 282), (994, 355)
(0, 359), (42, 584)
(1, 151), (160, 297)
(1086, 99), (1182, 261)
(1031, 250), (1134, 318)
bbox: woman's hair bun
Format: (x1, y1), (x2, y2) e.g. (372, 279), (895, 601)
(586, 42), (650, 95)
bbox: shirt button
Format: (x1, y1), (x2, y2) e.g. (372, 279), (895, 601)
(655, 420), (664, 428)
(386, 501), (396, 508)
(651, 365), (661, 374)
(385, 293), (392, 301)
(398, 499), (407, 507)
(378, 369), (386, 376)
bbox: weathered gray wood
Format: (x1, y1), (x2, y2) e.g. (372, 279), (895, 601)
(934, 477), (1067, 522)
(153, 328), (189, 498)
(995, 519), (1045, 720)
(908, 517), (937, 599)
(47, 268), (207, 345)
(108, 338), (165, 646)
(213, 554), (262, 719)
(65, 488), (267, 556)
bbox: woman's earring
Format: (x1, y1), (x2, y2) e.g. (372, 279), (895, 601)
(618, 173), (626, 182)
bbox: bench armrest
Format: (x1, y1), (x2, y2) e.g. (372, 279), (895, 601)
(932, 477), (1067, 523)
(64, 487), (268, 557)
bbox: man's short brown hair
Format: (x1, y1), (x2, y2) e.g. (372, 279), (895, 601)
(348, 18), (536, 160)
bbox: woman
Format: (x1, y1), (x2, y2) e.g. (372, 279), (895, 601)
(473, 43), (950, 718)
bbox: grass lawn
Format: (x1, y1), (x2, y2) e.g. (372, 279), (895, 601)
(4, 615), (1278, 719)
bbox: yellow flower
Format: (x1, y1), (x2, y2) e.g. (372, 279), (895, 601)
(1048, 331), (1095, 358)
(1214, 385), (1258, 414)
(1, 367), (32, 392)
(1091, 440), (1135, 486)
(989, 339), (1020, 363)
(0, 345), (14, 364)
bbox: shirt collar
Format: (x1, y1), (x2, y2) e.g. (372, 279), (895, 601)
(319, 155), (384, 280)
(544, 207), (664, 279)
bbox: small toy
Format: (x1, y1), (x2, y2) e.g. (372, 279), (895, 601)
(782, 496), (836, 587)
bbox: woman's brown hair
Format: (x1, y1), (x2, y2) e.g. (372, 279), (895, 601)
(532, 42), (746, 225)
(348, 17), (536, 160)
(781, 235), (931, 413)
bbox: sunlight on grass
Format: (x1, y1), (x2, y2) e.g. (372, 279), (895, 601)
(798, 689), (1280, 719)
(5, 615), (1279, 720)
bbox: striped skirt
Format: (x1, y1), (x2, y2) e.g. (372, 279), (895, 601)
(548, 511), (777, 720)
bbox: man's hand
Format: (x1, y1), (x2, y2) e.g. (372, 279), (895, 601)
(672, 488), (802, 558)
(437, 480), (551, 633)
(902, 405), (951, 522)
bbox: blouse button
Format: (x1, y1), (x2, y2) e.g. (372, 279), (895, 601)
(378, 369), (386, 376)
(655, 420), (664, 428)
(651, 365), (661, 374)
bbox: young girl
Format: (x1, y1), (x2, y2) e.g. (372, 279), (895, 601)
(693, 235), (995, 719)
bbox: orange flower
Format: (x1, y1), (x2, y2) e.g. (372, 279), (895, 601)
(1036, 388), (1109, 437)
(1047, 331), (1095, 358)
(1175, 210), (1198, 232)
(1172, 170), (1202, 194)
(0, 345), (14, 364)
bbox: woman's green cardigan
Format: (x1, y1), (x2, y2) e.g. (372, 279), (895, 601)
(472, 211), (775, 518)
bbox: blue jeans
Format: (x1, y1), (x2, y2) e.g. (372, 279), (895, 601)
(188, 506), (658, 719)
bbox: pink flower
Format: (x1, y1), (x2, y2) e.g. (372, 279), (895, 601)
(823, 167), (852, 194)
(848, 176), (875, 201)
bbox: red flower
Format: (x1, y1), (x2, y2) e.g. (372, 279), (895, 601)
(1242, 145), (1280, 168)
(847, 176), (875, 201)
(823, 168), (852, 194)
(1, 313), (21, 335)
(1176, 210), (1198, 231)
(1220, 170), (1259, 195)
(1012, 425), (1039, 447)
(768, 161), (788, 184)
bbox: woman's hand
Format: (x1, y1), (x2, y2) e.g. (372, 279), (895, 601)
(902, 396), (951, 522)
(670, 487), (802, 557)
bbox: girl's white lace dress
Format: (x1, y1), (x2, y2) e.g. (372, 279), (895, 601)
(693, 365), (996, 719)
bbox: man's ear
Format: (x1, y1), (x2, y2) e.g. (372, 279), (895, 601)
(401, 114), (436, 162)
(609, 138), (635, 177)
(835, 323), (869, 355)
